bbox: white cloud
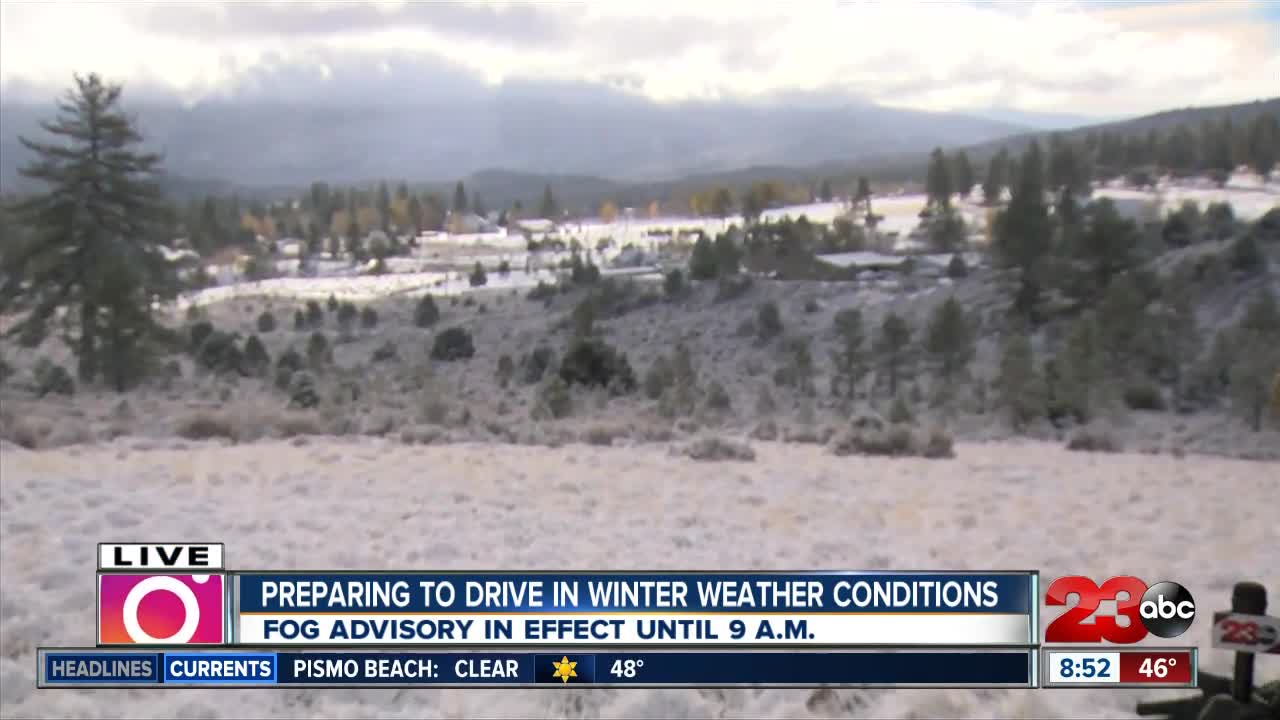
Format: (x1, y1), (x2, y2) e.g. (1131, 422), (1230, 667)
(1, 0), (1275, 115)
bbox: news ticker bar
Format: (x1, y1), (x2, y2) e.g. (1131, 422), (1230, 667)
(39, 648), (1037, 689)
(95, 566), (1039, 647)
(1042, 647), (1197, 689)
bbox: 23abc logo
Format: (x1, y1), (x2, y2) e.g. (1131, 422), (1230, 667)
(1045, 576), (1196, 643)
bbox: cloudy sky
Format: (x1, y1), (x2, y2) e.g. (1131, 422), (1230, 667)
(1, 0), (1277, 116)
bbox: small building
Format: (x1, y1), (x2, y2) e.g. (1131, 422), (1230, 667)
(514, 218), (555, 235)
(278, 238), (305, 258)
(815, 251), (910, 271)
(448, 213), (497, 235)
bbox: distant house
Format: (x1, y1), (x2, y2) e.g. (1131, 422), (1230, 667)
(514, 218), (555, 234)
(448, 212), (497, 234)
(278, 238), (305, 258)
(814, 251), (909, 271)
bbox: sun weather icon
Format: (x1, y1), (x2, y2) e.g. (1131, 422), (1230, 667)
(551, 656), (578, 683)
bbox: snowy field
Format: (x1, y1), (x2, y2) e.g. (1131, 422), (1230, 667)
(178, 265), (661, 308)
(186, 171), (1276, 310)
(1, 439), (1275, 718)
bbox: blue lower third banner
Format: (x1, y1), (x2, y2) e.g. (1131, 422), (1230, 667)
(39, 649), (1034, 688)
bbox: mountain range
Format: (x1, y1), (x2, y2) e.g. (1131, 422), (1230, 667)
(0, 78), (1028, 191)
(2, 69), (1275, 213)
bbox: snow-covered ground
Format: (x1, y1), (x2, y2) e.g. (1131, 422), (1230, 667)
(0, 439), (1274, 718)
(178, 265), (663, 308)
(188, 171), (1275, 308)
(1093, 171), (1279, 222)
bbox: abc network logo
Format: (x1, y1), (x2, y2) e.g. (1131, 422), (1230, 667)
(1045, 576), (1197, 644)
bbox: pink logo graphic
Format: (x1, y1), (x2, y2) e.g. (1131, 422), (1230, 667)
(99, 574), (225, 644)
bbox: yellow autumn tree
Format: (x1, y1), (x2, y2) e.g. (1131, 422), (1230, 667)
(390, 197), (412, 230)
(330, 209), (351, 239)
(600, 200), (619, 223)
(356, 206), (381, 235)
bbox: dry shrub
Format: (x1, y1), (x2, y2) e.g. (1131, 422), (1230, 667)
(176, 412), (239, 442)
(423, 398), (452, 426)
(276, 412), (323, 438)
(360, 413), (397, 437)
(1, 411), (49, 449)
(782, 425), (831, 445)
(45, 421), (94, 448)
(677, 435), (756, 462)
(674, 418), (700, 436)
(399, 424), (444, 445)
(1067, 429), (1122, 453)
(482, 418), (518, 443)
(829, 423), (955, 459)
(581, 424), (627, 447)
(920, 427), (956, 458)
(750, 419), (780, 441)
(635, 423), (675, 443)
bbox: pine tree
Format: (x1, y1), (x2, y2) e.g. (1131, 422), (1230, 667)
(926, 147), (953, 209)
(996, 333), (1044, 430)
(1, 74), (176, 388)
(874, 312), (912, 398)
(1164, 124), (1197, 177)
(689, 235), (718, 280)
(345, 216), (362, 260)
(1206, 119), (1235, 186)
(376, 181), (391, 231)
(1247, 113), (1278, 179)
(952, 151), (975, 201)
(1048, 135), (1087, 197)
(982, 148), (1009, 205)
(925, 297), (975, 384)
(1096, 273), (1147, 379)
(1078, 198), (1140, 293)
(829, 308), (867, 401)
(855, 177), (873, 215)
(540, 183), (557, 219)
(1055, 313), (1106, 422)
(452, 181), (468, 214)
(818, 178), (834, 202)
(994, 140), (1051, 321)
(406, 195), (423, 235)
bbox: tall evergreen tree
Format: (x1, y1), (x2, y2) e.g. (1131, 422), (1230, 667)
(1205, 119), (1235, 185)
(1247, 113), (1278, 179)
(925, 297), (975, 384)
(926, 147), (953, 208)
(874, 312), (913, 398)
(855, 177), (873, 215)
(829, 308), (867, 402)
(818, 178), (834, 203)
(952, 151), (975, 200)
(982, 148), (1009, 205)
(1164, 124), (1197, 177)
(540, 183), (558, 219)
(1077, 198), (1140, 292)
(376, 181), (392, 231)
(996, 332), (1044, 430)
(1, 74), (176, 388)
(1048, 135), (1088, 197)
(407, 195), (423, 235)
(452, 181), (468, 214)
(993, 140), (1051, 321)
